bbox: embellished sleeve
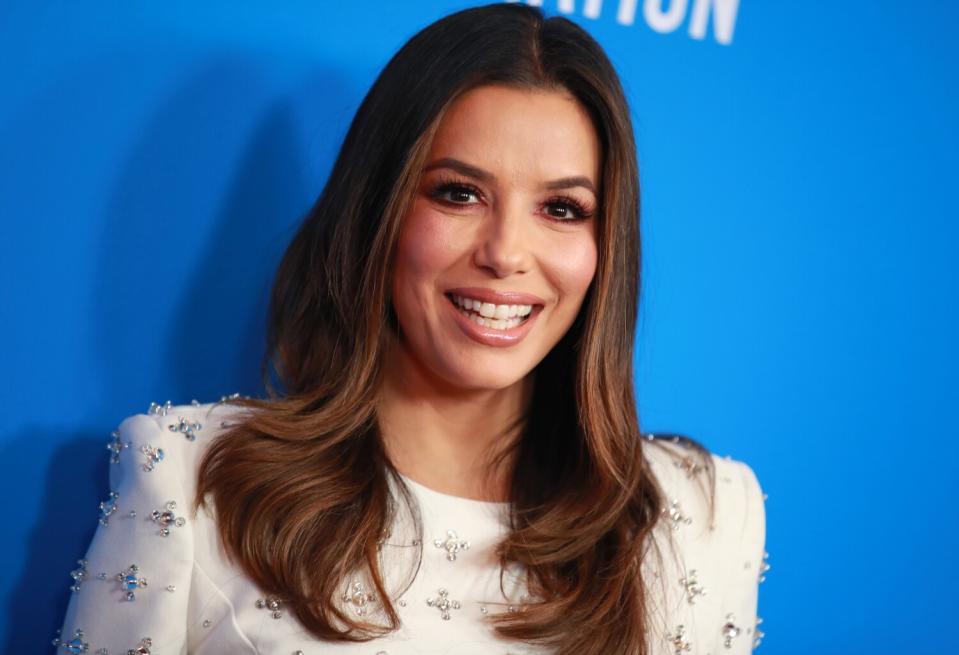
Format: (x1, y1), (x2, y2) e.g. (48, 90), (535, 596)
(54, 412), (194, 654)
(724, 460), (768, 652)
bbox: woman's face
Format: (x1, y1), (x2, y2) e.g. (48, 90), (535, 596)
(390, 84), (601, 392)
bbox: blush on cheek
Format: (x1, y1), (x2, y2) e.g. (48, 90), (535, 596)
(555, 240), (599, 294)
(396, 207), (463, 277)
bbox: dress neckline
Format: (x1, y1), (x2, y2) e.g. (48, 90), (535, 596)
(396, 471), (511, 510)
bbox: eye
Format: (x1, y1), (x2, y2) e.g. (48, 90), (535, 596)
(543, 195), (594, 223)
(427, 176), (595, 223)
(430, 179), (483, 206)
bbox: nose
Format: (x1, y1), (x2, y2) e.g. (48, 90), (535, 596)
(472, 199), (533, 278)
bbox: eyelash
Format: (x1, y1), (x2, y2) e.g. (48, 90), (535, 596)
(428, 175), (595, 223)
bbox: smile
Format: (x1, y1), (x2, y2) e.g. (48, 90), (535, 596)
(448, 293), (532, 330)
(443, 291), (542, 347)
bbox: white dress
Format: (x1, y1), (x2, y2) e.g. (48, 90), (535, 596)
(55, 399), (767, 654)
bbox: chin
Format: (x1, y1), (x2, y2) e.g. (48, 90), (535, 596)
(441, 364), (528, 392)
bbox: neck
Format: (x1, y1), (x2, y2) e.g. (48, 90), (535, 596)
(376, 336), (532, 503)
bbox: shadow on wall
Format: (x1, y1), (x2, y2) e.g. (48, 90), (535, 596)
(89, 56), (329, 409)
(5, 52), (355, 649)
(3, 431), (105, 651)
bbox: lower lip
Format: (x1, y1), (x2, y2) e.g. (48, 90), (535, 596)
(444, 294), (540, 347)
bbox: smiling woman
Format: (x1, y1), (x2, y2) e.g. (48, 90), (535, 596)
(55, 3), (765, 655)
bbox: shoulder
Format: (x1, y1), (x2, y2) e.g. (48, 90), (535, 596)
(642, 434), (765, 541)
(115, 397), (252, 465)
(55, 396), (257, 652)
(108, 397), (253, 503)
(641, 434), (767, 651)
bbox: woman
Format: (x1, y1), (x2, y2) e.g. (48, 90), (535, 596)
(55, 4), (766, 654)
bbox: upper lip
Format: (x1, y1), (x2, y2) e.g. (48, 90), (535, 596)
(446, 287), (545, 306)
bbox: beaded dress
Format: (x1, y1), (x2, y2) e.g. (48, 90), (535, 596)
(55, 399), (768, 654)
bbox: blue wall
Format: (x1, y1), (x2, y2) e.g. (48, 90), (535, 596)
(2, 1), (956, 652)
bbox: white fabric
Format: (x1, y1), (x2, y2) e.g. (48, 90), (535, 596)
(57, 401), (766, 654)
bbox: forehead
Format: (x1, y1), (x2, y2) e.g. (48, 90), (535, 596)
(426, 85), (602, 189)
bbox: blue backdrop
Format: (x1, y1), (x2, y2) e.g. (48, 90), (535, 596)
(2, 1), (956, 652)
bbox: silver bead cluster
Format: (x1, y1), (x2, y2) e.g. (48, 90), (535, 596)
(99, 491), (119, 527)
(140, 444), (164, 472)
(679, 570), (706, 604)
(721, 613), (741, 648)
(759, 550), (770, 583)
(673, 455), (703, 478)
(753, 615), (765, 648)
(116, 564), (148, 601)
(52, 628), (88, 654)
(147, 400), (173, 416)
(256, 595), (285, 619)
(754, 554), (769, 649)
(69, 559), (88, 592)
(342, 581), (376, 616)
(150, 500), (186, 536)
(433, 529), (470, 562)
(663, 498), (693, 529)
(168, 416), (202, 441)
(53, 629), (153, 655)
(666, 624), (692, 653)
(127, 637), (153, 654)
(426, 587), (461, 620)
(107, 430), (130, 464)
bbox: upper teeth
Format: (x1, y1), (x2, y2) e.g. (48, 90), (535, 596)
(451, 294), (533, 319)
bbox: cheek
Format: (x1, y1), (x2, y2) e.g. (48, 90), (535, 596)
(393, 203), (462, 303)
(549, 235), (598, 300)
(393, 206), (461, 293)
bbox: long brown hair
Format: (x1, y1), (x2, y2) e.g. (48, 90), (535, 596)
(195, 4), (714, 653)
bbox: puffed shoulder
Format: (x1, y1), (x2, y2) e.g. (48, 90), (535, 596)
(54, 397), (253, 654)
(641, 436), (768, 653)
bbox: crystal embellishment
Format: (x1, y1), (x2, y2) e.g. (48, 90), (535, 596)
(107, 430), (130, 464)
(666, 624), (692, 653)
(99, 491), (119, 526)
(116, 564), (148, 601)
(151, 501), (186, 536)
(426, 588), (461, 620)
(722, 613), (741, 648)
(433, 529), (470, 562)
(753, 615), (765, 648)
(148, 400), (173, 416)
(168, 416), (202, 441)
(53, 628), (89, 654)
(759, 551), (771, 583)
(680, 570), (706, 604)
(342, 581), (376, 616)
(663, 499), (693, 529)
(673, 456), (702, 478)
(128, 637), (153, 654)
(69, 559), (88, 592)
(141, 444), (164, 472)
(256, 596), (284, 619)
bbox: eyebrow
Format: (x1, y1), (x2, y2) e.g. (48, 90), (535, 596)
(423, 157), (597, 195)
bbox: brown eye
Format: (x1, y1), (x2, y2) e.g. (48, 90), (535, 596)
(547, 203), (577, 220)
(430, 180), (483, 205)
(544, 195), (593, 222)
